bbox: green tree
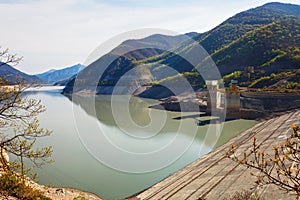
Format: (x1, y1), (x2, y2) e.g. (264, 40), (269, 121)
(0, 47), (52, 181)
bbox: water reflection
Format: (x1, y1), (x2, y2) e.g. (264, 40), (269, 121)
(67, 94), (205, 173)
(22, 88), (256, 200)
(65, 95), (156, 127)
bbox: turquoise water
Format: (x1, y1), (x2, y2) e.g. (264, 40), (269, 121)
(24, 87), (256, 200)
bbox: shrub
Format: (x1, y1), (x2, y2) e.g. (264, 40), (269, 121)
(227, 124), (300, 196)
(0, 172), (51, 200)
(74, 196), (89, 200)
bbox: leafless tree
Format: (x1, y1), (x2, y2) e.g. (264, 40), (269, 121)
(0, 47), (23, 67)
(227, 125), (300, 196)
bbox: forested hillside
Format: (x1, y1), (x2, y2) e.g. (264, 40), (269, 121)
(63, 2), (300, 96)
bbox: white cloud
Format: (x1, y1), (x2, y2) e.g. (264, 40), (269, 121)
(0, 0), (299, 73)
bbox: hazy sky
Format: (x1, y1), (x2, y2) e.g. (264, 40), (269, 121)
(1, 0), (300, 74)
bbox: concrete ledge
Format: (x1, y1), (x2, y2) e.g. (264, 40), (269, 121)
(130, 109), (300, 200)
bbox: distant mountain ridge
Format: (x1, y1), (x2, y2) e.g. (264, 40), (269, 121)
(63, 2), (300, 96)
(36, 64), (84, 84)
(0, 62), (43, 84)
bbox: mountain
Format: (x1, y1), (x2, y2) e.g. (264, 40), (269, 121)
(53, 74), (78, 86)
(213, 18), (300, 74)
(0, 62), (43, 84)
(36, 64), (84, 84)
(139, 2), (300, 90)
(63, 33), (196, 94)
(63, 2), (300, 96)
(200, 2), (300, 54)
(144, 2), (300, 73)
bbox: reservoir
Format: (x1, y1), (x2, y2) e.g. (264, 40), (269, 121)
(25, 87), (255, 200)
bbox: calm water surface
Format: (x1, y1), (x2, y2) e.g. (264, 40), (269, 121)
(24, 87), (256, 200)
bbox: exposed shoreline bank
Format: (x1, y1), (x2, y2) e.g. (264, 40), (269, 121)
(39, 186), (101, 200)
(63, 86), (300, 121)
(149, 90), (300, 120)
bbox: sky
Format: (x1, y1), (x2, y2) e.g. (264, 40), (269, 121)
(1, 0), (300, 74)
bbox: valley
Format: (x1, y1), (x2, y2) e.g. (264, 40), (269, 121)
(1, 1), (300, 200)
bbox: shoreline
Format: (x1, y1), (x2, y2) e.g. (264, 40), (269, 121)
(40, 187), (102, 200)
(130, 109), (300, 199)
(0, 160), (102, 200)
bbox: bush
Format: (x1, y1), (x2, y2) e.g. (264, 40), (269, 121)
(0, 172), (20, 197)
(74, 196), (89, 200)
(0, 172), (51, 200)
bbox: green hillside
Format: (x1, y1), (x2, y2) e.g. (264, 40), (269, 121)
(251, 69), (300, 89)
(140, 5), (300, 93)
(200, 2), (300, 53)
(63, 2), (300, 96)
(223, 69), (300, 89)
(138, 3), (300, 86)
(213, 18), (300, 74)
(142, 2), (300, 69)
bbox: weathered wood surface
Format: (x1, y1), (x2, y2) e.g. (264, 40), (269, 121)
(130, 109), (300, 200)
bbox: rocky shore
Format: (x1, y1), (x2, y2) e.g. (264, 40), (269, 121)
(0, 175), (102, 200)
(0, 149), (101, 200)
(36, 186), (101, 200)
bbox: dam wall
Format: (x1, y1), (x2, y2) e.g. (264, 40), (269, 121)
(240, 94), (300, 112)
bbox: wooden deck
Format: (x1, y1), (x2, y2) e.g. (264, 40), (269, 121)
(130, 109), (300, 200)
